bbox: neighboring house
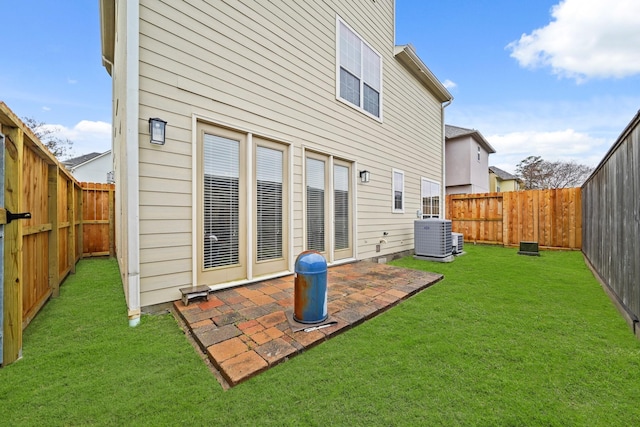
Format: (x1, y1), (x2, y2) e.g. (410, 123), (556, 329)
(445, 125), (496, 195)
(489, 166), (523, 192)
(99, 0), (452, 324)
(63, 150), (113, 183)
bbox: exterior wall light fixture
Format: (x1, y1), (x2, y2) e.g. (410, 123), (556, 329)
(359, 170), (370, 183)
(149, 117), (167, 145)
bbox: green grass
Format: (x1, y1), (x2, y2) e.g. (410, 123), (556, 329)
(1, 247), (639, 426)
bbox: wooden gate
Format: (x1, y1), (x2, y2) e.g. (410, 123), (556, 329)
(1, 103), (83, 366)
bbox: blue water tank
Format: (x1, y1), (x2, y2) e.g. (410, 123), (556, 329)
(294, 251), (328, 324)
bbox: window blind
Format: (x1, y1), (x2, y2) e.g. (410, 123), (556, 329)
(256, 146), (283, 261)
(334, 165), (349, 250)
(306, 157), (325, 251)
(203, 134), (240, 269)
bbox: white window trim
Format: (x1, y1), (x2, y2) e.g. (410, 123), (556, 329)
(335, 15), (383, 122)
(392, 168), (405, 213)
(420, 177), (441, 219)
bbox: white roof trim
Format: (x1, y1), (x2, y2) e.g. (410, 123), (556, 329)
(394, 44), (453, 103)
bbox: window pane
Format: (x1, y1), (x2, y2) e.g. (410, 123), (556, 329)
(363, 84), (379, 117)
(306, 158), (325, 252)
(203, 134), (240, 269)
(339, 22), (361, 76)
(362, 44), (380, 91)
(395, 191), (403, 210)
(256, 146), (283, 261)
(394, 171), (403, 211)
(421, 179), (441, 218)
(340, 68), (360, 107)
(334, 165), (349, 250)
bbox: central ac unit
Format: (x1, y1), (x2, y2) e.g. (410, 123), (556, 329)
(414, 219), (453, 260)
(452, 232), (464, 255)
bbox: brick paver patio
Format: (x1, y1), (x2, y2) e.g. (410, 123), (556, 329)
(174, 261), (442, 387)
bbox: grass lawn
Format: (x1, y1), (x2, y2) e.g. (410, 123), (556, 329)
(1, 246), (639, 426)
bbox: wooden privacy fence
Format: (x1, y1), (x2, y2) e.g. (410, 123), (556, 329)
(446, 188), (582, 250)
(582, 110), (640, 337)
(82, 183), (115, 257)
(1, 102), (115, 367)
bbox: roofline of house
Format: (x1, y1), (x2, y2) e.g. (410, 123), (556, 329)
(489, 168), (524, 183)
(446, 126), (496, 154)
(67, 150), (112, 172)
(394, 44), (453, 104)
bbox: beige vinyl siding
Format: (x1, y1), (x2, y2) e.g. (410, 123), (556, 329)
(135, 0), (444, 305)
(111, 0), (132, 305)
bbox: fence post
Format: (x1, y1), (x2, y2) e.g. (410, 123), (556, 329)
(48, 165), (59, 297)
(109, 185), (115, 257)
(502, 193), (509, 246)
(77, 184), (83, 260)
(3, 127), (23, 365)
(68, 180), (76, 275)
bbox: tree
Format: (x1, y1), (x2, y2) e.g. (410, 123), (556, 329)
(516, 155), (548, 189)
(516, 156), (593, 189)
(22, 116), (73, 159)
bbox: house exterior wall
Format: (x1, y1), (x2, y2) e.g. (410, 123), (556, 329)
(445, 135), (490, 194)
(469, 140), (490, 193)
(489, 174), (521, 192)
(71, 152), (113, 183)
(446, 184), (473, 195)
(489, 173), (499, 192)
(110, 0), (136, 316)
(110, 0), (447, 306)
(445, 138), (471, 188)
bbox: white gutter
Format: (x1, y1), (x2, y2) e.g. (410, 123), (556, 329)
(102, 55), (114, 76)
(126, 0), (141, 327)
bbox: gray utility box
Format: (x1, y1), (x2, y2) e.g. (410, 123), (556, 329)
(414, 219), (453, 259)
(518, 241), (540, 256)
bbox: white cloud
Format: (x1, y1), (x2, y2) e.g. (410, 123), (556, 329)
(42, 106), (51, 111)
(487, 129), (603, 157)
(442, 79), (457, 89)
(41, 120), (112, 158)
(507, 0), (640, 81)
(67, 78), (78, 84)
(485, 129), (607, 172)
(446, 97), (639, 172)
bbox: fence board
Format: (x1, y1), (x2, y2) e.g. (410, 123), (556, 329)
(446, 187), (582, 250)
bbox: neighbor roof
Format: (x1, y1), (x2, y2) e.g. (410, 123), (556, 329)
(489, 166), (521, 182)
(445, 124), (496, 154)
(63, 152), (105, 169)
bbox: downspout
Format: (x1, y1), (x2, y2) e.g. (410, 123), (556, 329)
(441, 100), (452, 218)
(126, 0), (141, 327)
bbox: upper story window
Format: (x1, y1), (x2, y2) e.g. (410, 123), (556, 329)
(336, 17), (382, 120)
(477, 145), (481, 162)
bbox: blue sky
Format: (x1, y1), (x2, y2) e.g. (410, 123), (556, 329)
(2, 0), (639, 174)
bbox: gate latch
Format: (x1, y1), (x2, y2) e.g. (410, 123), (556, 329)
(0, 208), (32, 225)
